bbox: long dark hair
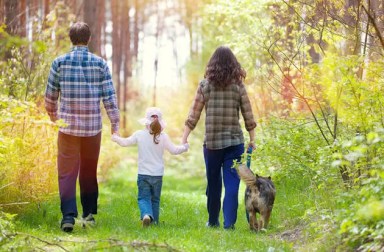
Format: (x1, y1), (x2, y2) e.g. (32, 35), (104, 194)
(204, 46), (246, 88)
(150, 119), (161, 144)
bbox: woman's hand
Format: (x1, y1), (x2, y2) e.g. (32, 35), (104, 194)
(248, 141), (256, 150)
(182, 126), (192, 144)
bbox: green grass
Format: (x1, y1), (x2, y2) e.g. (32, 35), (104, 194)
(3, 143), (321, 252)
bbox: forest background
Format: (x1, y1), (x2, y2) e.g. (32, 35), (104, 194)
(0, 0), (383, 251)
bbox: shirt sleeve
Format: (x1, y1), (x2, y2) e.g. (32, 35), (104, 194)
(239, 84), (257, 131)
(163, 133), (189, 155)
(101, 62), (120, 132)
(185, 81), (205, 130)
(45, 60), (60, 122)
(111, 132), (138, 147)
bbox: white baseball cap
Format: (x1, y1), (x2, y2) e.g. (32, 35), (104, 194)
(138, 107), (166, 129)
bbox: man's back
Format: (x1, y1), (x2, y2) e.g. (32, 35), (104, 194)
(45, 46), (119, 137)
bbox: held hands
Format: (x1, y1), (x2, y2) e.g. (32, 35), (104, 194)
(111, 133), (120, 142)
(111, 128), (120, 136)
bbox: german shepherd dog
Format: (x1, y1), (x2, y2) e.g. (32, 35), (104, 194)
(237, 164), (276, 231)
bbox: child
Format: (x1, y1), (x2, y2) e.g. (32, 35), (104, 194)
(112, 107), (189, 227)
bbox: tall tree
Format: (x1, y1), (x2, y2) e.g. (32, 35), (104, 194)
(97, 0), (105, 57)
(5, 0), (19, 35)
(342, 0), (361, 56)
(44, 0), (50, 18)
(121, 0), (131, 129)
(181, 0), (203, 56)
(84, 0), (104, 55)
(111, 0), (122, 107)
(43, 0), (51, 29)
(133, 0), (140, 59)
(19, 0), (26, 37)
(0, 0), (4, 23)
(3, 0), (19, 97)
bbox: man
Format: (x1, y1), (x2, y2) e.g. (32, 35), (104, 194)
(45, 22), (120, 232)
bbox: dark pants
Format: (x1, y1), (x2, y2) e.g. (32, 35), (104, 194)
(57, 132), (101, 218)
(203, 143), (244, 228)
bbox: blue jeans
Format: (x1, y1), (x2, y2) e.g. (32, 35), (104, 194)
(137, 174), (163, 224)
(203, 143), (244, 229)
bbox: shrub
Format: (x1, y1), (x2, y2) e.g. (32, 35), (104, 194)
(0, 95), (58, 210)
(334, 128), (384, 251)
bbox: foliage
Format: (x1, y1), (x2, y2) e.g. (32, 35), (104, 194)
(0, 95), (59, 209)
(4, 150), (293, 251)
(0, 2), (73, 101)
(307, 54), (384, 135)
(0, 211), (15, 246)
(0, 0), (76, 210)
(0, 0), (383, 250)
(253, 117), (336, 182)
(334, 128), (384, 252)
(249, 117), (384, 250)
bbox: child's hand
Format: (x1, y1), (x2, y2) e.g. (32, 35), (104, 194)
(111, 133), (119, 142)
(184, 143), (190, 150)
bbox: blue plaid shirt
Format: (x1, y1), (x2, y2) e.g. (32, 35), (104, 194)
(45, 46), (120, 137)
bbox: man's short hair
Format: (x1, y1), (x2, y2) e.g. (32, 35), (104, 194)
(69, 22), (91, 45)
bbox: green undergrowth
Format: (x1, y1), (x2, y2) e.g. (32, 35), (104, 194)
(3, 145), (305, 252)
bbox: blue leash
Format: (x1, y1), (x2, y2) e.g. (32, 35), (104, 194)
(245, 145), (253, 223)
(246, 145), (252, 168)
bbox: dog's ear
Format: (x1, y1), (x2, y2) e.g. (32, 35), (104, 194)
(268, 176), (272, 180)
(256, 174), (259, 178)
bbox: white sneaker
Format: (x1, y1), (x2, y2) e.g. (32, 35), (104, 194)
(142, 215), (151, 227)
(81, 214), (96, 228)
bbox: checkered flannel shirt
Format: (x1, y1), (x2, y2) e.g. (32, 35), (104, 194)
(185, 79), (256, 150)
(45, 46), (120, 137)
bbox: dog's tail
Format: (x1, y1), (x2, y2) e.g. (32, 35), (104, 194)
(237, 164), (257, 187)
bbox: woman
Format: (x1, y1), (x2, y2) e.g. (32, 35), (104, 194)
(182, 46), (256, 229)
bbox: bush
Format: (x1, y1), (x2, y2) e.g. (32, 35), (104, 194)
(334, 128), (384, 251)
(0, 211), (15, 246)
(0, 95), (58, 210)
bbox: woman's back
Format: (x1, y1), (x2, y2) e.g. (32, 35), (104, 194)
(200, 80), (244, 149)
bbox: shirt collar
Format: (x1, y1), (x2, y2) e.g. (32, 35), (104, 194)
(71, 46), (89, 52)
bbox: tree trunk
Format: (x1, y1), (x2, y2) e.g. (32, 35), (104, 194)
(111, 0), (122, 108)
(5, 0), (19, 35)
(0, 0), (4, 24)
(368, 0), (384, 54)
(97, 0), (105, 57)
(43, 0), (50, 28)
(122, 0), (131, 129)
(4, 0), (19, 97)
(133, 0), (139, 58)
(19, 0), (26, 37)
(342, 0), (361, 56)
(84, 0), (103, 55)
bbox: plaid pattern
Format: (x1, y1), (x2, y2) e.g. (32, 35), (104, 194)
(45, 46), (120, 137)
(185, 79), (256, 150)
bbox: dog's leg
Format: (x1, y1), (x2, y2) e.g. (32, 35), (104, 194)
(259, 211), (268, 231)
(249, 210), (257, 231)
(263, 210), (272, 229)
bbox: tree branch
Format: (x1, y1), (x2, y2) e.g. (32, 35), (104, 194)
(266, 45), (331, 145)
(361, 4), (384, 50)
(13, 232), (70, 252)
